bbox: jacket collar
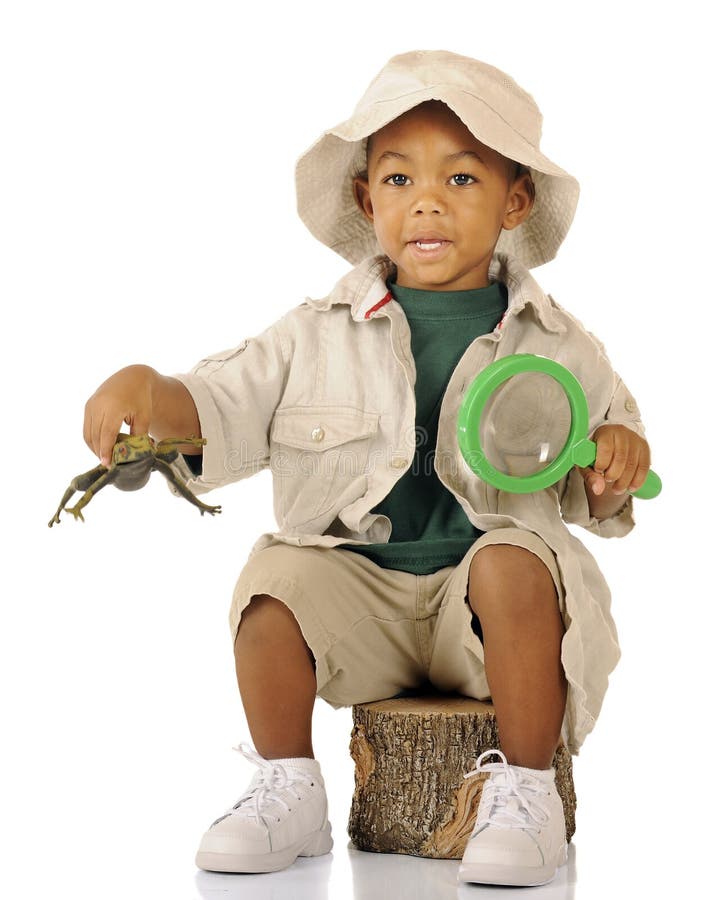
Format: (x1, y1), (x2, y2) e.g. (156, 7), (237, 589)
(304, 252), (566, 334)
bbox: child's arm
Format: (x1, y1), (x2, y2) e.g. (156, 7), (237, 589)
(551, 309), (651, 536)
(83, 364), (201, 467)
(168, 320), (289, 491)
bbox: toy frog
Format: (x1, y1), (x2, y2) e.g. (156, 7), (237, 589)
(48, 433), (221, 527)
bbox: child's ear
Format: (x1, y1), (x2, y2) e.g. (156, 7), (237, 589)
(352, 175), (374, 223)
(502, 172), (535, 231)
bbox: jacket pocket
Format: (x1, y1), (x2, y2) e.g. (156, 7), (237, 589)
(270, 405), (380, 526)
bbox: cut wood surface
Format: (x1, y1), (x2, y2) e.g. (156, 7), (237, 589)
(348, 694), (576, 859)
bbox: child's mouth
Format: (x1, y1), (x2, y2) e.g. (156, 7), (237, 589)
(408, 240), (451, 259)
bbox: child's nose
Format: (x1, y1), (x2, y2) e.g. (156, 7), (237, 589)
(410, 188), (446, 214)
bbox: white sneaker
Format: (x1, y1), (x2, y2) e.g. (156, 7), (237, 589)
(195, 742), (333, 873)
(458, 749), (568, 887)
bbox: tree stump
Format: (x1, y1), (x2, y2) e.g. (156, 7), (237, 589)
(348, 693), (576, 859)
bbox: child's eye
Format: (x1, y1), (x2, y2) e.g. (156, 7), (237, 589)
(384, 173), (409, 186)
(450, 173), (475, 186)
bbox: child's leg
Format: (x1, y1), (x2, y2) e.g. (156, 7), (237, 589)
(233, 593), (317, 760)
(467, 544), (567, 770)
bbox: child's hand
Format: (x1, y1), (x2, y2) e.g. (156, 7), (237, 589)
(577, 424), (651, 497)
(83, 365), (156, 467)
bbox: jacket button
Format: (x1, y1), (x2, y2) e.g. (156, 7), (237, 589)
(311, 426), (325, 442)
(624, 399), (637, 413)
(392, 457), (408, 468)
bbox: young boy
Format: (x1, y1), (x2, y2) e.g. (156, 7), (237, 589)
(82, 51), (652, 887)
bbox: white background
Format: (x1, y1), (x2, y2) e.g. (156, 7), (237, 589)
(2, 2), (716, 898)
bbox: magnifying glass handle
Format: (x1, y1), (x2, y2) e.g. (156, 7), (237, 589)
(630, 468), (662, 500)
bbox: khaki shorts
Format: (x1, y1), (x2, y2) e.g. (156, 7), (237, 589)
(228, 528), (564, 709)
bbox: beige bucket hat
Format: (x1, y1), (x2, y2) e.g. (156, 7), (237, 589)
(295, 50), (580, 270)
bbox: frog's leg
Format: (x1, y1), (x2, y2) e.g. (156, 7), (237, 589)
(48, 464), (110, 527)
(61, 467), (120, 524)
(153, 458), (221, 516)
(156, 436), (206, 456)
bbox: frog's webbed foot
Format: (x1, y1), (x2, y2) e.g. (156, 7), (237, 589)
(48, 464), (109, 527)
(48, 505), (68, 527)
(153, 458), (222, 516)
(63, 505), (86, 522)
(54, 466), (118, 524)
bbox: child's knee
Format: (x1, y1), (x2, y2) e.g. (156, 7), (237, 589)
(235, 593), (316, 666)
(235, 593), (288, 641)
(468, 544), (557, 611)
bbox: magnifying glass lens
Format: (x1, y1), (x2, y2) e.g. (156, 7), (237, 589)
(479, 372), (572, 476)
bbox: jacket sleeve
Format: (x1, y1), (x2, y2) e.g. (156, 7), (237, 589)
(166, 318), (289, 496)
(555, 320), (648, 539)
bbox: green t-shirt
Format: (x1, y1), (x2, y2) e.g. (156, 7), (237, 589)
(338, 278), (508, 574)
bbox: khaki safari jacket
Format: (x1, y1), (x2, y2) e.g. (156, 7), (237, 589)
(172, 251), (647, 755)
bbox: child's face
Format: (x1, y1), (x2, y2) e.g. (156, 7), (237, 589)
(353, 100), (534, 291)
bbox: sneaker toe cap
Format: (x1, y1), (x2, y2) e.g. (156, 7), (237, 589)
(462, 828), (545, 868)
(199, 818), (270, 855)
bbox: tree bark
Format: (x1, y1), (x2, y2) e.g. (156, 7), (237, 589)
(348, 694), (576, 859)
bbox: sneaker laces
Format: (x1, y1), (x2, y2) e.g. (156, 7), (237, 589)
(216, 742), (315, 827)
(463, 749), (551, 834)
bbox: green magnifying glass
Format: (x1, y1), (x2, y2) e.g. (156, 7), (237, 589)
(457, 354), (662, 499)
